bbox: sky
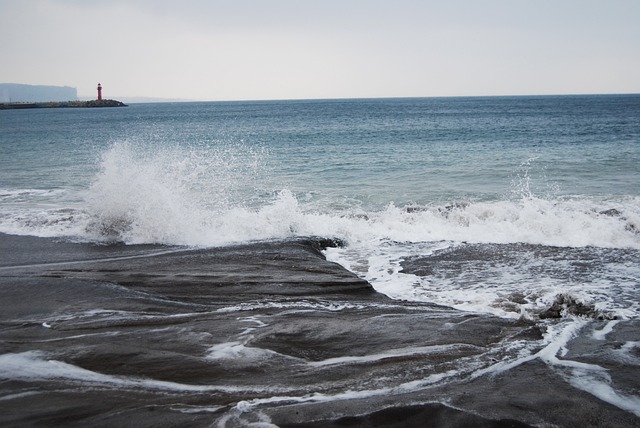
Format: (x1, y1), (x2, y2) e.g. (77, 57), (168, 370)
(1, 0), (639, 101)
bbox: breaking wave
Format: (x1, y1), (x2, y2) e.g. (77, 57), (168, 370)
(0, 141), (638, 250)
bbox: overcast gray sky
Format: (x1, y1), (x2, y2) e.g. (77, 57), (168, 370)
(1, 0), (639, 101)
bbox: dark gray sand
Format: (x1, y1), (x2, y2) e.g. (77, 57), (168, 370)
(0, 233), (638, 427)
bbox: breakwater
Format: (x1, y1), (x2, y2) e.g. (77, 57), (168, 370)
(0, 99), (126, 109)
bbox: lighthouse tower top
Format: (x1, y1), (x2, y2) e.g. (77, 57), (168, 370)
(97, 83), (103, 101)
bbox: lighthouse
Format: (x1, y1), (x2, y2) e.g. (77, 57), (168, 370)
(97, 83), (103, 101)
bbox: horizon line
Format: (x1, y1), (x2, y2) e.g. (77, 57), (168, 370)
(92, 92), (640, 104)
(78, 92), (640, 104)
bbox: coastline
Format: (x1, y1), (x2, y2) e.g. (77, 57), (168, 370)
(1, 233), (638, 427)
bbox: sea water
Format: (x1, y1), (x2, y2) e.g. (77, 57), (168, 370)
(1, 95), (639, 321)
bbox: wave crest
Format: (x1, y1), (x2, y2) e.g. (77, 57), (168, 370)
(84, 141), (279, 245)
(2, 142), (638, 250)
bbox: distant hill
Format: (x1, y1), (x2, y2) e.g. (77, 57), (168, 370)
(0, 83), (77, 103)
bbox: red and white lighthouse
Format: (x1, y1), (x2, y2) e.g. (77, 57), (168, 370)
(97, 83), (103, 100)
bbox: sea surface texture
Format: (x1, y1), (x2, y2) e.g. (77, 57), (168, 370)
(1, 95), (639, 426)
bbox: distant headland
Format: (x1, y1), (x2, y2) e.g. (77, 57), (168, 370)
(0, 83), (126, 109)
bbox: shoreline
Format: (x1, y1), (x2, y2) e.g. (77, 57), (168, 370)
(0, 233), (638, 427)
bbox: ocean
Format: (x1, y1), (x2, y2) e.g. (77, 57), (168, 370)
(1, 95), (640, 426)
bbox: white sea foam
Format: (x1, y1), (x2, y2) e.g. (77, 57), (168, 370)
(469, 319), (640, 417)
(220, 369), (461, 423)
(1, 141), (638, 250)
(171, 404), (225, 414)
(80, 190), (639, 249)
(206, 342), (283, 362)
(308, 344), (477, 368)
(1, 142), (638, 321)
(0, 188), (65, 201)
(569, 376), (640, 417)
(326, 237), (640, 320)
(0, 351), (272, 393)
(592, 320), (621, 340)
(214, 301), (375, 314)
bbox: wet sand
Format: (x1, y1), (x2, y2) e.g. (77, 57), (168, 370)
(0, 233), (638, 427)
